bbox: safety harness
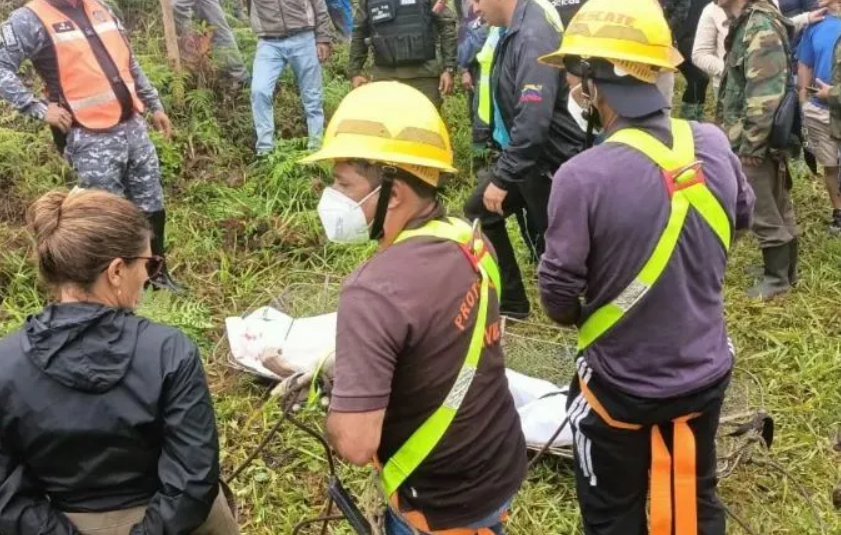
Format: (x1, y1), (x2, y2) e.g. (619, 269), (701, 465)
(379, 217), (503, 534)
(576, 119), (732, 535)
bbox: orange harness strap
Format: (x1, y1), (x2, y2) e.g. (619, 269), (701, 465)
(579, 377), (643, 431)
(388, 494), (506, 535)
(579, 377), (701, 535)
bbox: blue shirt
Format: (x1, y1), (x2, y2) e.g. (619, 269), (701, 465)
(797, 16), (841, 108)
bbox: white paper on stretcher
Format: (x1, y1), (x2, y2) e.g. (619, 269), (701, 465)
(225, 306), (337, 380)
(506, 369), (573, 448)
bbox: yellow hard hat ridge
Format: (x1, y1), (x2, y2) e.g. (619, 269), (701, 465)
(300, 81), (457, 187)
(539, 0), (684, 79)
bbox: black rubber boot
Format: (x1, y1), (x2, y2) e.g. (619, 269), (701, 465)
(482, 222), (530, 319)
(145, 210), (182, 293)
(747, 243), (791, 300)
(788, 237), (798, 287)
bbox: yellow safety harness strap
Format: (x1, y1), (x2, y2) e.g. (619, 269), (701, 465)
(382, 218), (498, 497)
(577, 119), (732, 352)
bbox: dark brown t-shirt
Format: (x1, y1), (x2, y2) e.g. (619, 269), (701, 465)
(331, 216), (527, 530)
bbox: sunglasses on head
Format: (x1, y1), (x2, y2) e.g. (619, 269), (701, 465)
(100, 256), (164, 278)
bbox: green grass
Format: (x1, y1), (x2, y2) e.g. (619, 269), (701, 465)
(1, 1), (840, 532)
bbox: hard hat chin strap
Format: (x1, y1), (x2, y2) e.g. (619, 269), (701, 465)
(581, 60), (597, 150)
(369, 166), (396, 241)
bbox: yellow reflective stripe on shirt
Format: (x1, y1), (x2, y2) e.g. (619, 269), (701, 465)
(578, 119), (731, 352)
(577, 193), (691, 351)
(382, 217), (498, 497)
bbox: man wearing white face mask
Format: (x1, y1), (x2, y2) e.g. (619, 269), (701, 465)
(300, 81), (527, 535)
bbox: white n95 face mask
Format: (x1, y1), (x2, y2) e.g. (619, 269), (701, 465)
(317, 186), (381, 244)
(567, 84), (589, 132)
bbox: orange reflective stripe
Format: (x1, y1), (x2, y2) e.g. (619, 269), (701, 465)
(390, 494), (506, 535)
(578, 372), (703, 535)
(674, 415), (700, 535)
(579, 377), (642, 431)
(650, 425), (672, 535)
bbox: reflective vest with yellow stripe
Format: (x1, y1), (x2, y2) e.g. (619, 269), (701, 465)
(476, 0), (563, 126)
(380, 217), (501, 507)
(576, 119), (731, 535)
(27, 0), (145, 130)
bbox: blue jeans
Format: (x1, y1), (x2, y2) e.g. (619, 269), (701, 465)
(251, 32), (324, 153)
(385, 500), (509, 535)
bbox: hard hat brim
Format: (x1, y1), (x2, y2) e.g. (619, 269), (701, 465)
(539, 37), (684, 72)
(299, 143), (458, 175)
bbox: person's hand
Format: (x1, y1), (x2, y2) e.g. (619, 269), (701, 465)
(740, 156), (763, 168)
(808, 7), (828, 25)
(483, 182), (508, 215)
(317, 43), (332, 64)
(351, 75), (369, 88)
(151, 110), (173, 139)
(439, 71), (454, 95)
(816, 78), (833, 102)
(45, 103), (72, 133)
(461, 70), (474, 92)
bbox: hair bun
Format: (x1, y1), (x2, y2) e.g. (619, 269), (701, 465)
(26, 189), (69, 244)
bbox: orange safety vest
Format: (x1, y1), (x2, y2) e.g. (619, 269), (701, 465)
(26, 0), (145, 130)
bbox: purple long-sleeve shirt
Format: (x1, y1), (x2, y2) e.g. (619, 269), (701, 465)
(539, 113), (755, 399)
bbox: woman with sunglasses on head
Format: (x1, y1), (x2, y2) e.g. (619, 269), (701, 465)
(0, 188), (238, 535)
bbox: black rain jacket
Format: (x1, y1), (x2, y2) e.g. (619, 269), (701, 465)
(489, 0), (585, 190)
(0, 302), (220, 535)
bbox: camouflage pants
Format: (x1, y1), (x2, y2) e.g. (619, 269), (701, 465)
(744, 157), (798, 248)
(173, 0), (249, 82)
(64, 115), (165, 213)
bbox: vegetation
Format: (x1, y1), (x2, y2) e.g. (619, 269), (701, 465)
(0, 0), (839, 532)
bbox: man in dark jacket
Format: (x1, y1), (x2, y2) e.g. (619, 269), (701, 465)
(0, 304), (227, 534)
(464, 0), (585, 318)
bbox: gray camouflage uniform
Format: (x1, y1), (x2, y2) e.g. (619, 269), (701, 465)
(172, 0), (249, 82)
(0, 2), (165, 213)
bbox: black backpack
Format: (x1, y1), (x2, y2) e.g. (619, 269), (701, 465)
(768, 17), (803, 156)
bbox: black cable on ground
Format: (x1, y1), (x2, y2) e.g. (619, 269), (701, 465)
(721, 502), (761, 535)
(527, 414), (571, 470)
(228, 388), (299, 482)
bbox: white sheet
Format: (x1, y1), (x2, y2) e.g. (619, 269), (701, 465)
(225, 306), (336, 379)
(506, 369), (573, 448)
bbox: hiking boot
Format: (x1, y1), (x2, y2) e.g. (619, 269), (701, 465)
(830, 209), (841, 234)
(746, 243), (792, 300)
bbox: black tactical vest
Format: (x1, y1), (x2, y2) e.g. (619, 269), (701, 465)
(367, 0), (437, 67)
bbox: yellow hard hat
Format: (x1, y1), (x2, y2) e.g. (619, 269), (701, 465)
(539, 0), (683, 83)
(300, 81), (457, 187)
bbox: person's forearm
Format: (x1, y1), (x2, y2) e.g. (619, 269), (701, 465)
(798, 63), (812, 103)
(130, 56), (164, 112)
(0, 57), (46, 119)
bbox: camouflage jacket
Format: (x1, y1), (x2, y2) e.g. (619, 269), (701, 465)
(828, 36), (841, 140)
(716, 0), (790, 160)
(0, 1), (162, 122)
